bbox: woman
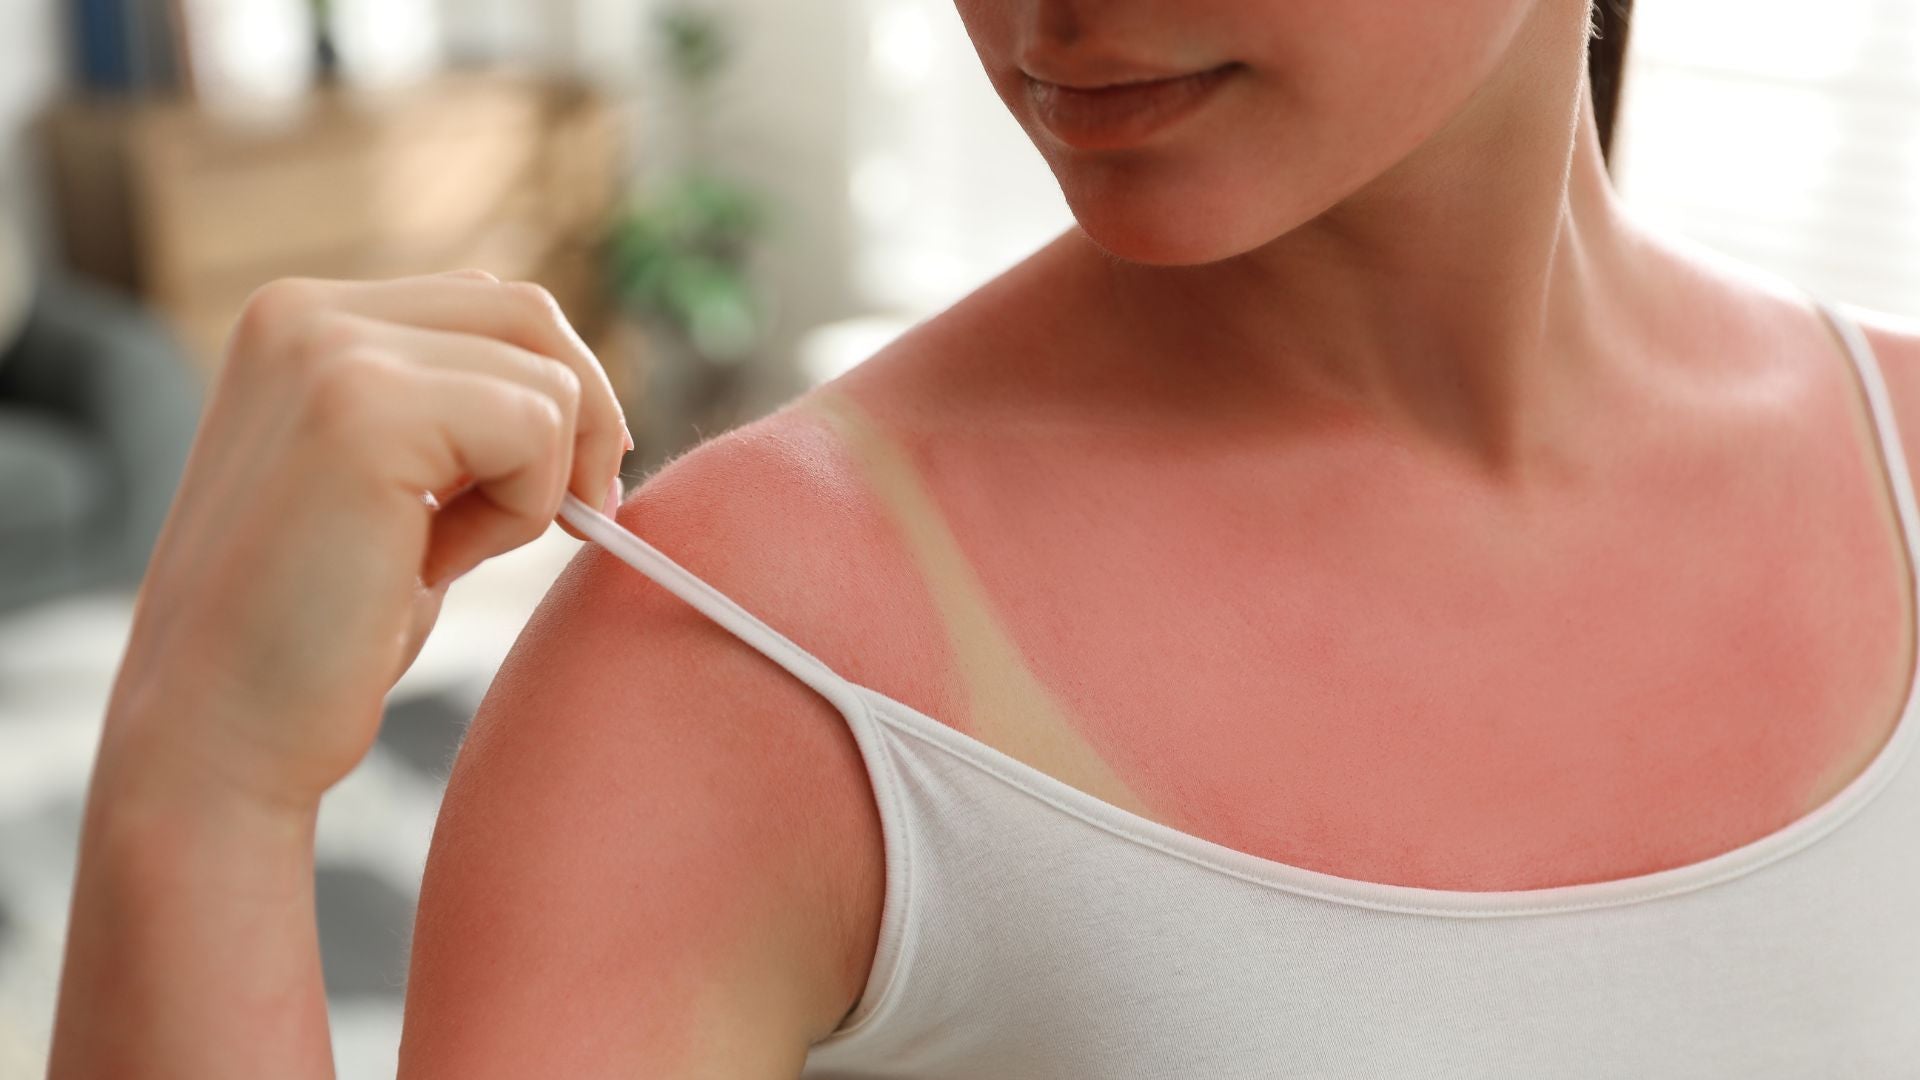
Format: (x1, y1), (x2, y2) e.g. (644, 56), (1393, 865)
(49, 0), (1920, 1075)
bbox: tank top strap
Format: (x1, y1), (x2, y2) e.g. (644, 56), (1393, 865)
(556, 491), (870, 717)
(1811, 294), (1920, 567)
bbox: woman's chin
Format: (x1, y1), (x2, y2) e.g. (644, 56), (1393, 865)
(1069, 212), (1255, 269)
(1061, 185), (1278, 269)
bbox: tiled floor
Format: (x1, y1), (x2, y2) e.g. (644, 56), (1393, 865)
(0, 525), (584, 1078)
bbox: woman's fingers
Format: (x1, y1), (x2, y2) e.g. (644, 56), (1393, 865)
(248, 272), (630, 543)
(393, 364), (576, 588)
(283, 318), (580, 589)
(326, 274), (631, 507)
(330, 310), (613, 543)
(335, 312), (587, 501)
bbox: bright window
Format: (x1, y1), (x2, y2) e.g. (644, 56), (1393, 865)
(1613, 0), (1920, 318)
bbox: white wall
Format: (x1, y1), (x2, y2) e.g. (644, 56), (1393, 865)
(683, 0), (864, 408)
(0, 0), (63, 256)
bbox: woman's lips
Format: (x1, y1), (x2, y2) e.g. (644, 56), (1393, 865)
(1026, 63), (1243, 151)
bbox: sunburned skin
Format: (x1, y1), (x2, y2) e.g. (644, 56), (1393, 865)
(789, 240), (1920, 895)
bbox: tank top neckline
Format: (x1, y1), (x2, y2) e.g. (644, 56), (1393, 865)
(561, 292), (1920, 921)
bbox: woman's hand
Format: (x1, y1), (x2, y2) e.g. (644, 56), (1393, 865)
(104, 270), (631, 811)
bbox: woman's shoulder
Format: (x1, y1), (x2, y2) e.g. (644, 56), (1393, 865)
(1629, 226), (1920, 482)
(407, 398), (971, 1054)
(607, 392), (965, 706)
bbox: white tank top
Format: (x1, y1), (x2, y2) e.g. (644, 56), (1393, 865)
(559, 296), (1920, 1076)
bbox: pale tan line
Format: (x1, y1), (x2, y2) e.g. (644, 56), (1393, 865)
(801, 389), (1156, 817)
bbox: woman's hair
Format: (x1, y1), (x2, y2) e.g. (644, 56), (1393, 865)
(1589, 0), (1635, 159)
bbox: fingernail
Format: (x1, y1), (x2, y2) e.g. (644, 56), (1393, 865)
(603, 476), (624, 518)
(622, 426), (635, 453)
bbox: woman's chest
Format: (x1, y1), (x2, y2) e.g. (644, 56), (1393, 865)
(873, 408), (1916, 892)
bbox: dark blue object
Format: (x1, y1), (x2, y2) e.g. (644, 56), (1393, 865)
(69, 0), (185, 95)
(69, 0), (135, 93)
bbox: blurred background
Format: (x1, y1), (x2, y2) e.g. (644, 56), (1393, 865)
(0, 0), (1915, 1074)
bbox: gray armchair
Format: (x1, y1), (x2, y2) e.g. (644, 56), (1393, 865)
(0, 276), (202, 614)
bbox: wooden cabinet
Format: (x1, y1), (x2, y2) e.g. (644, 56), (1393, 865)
(43, 72), (633, 403)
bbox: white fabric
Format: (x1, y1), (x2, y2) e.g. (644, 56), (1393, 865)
(557, 295), (1920, 1077)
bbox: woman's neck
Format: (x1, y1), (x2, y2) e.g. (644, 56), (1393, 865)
(1089, 1), (1659, 487)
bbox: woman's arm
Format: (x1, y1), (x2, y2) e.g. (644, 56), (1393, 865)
(52, 721), (335, 1078)
(46, 272), (634, 1078)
